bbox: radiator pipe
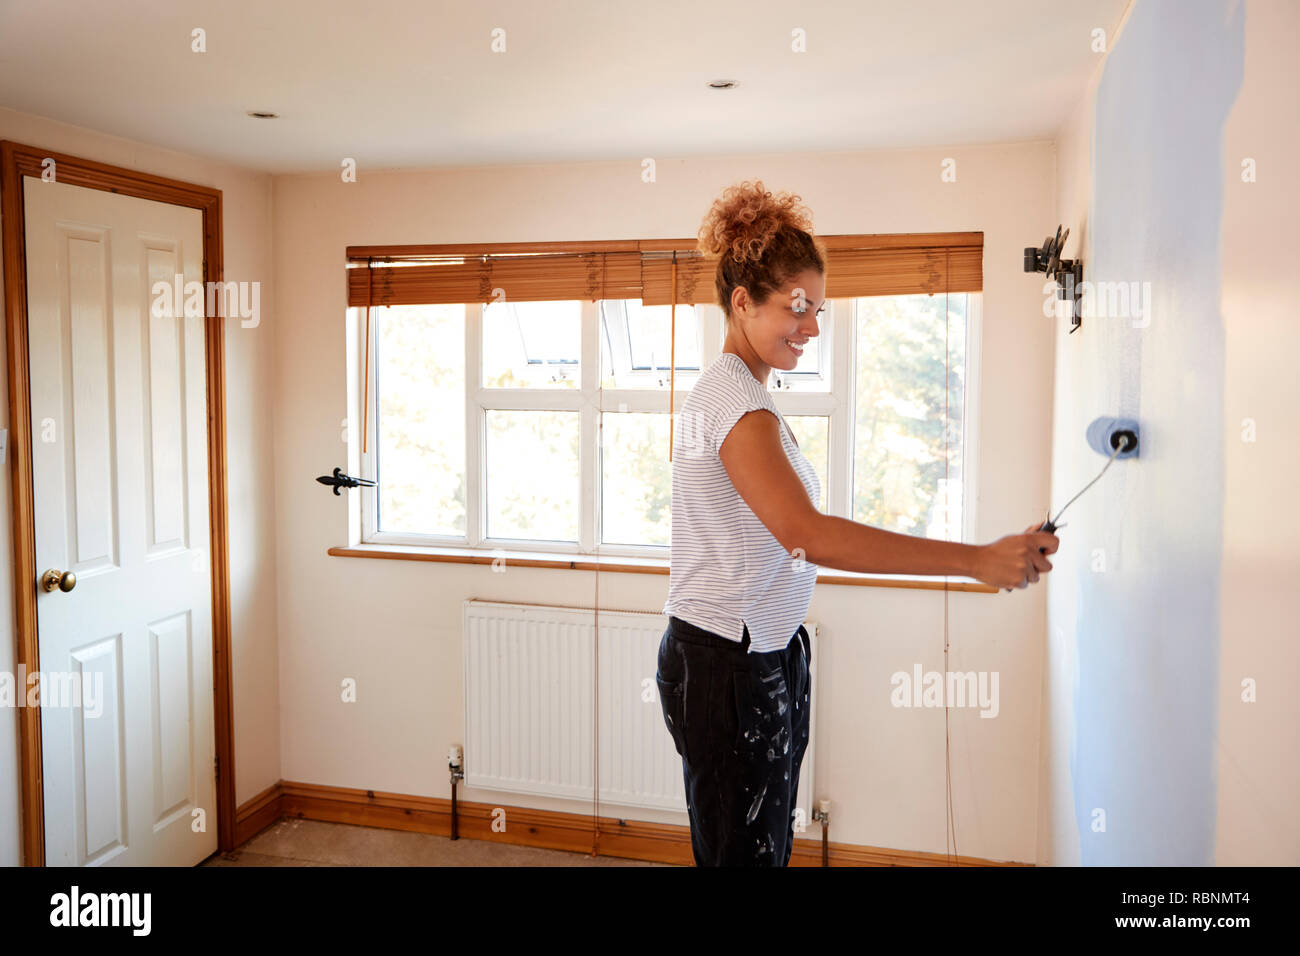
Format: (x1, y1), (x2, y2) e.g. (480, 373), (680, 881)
(449, 745), (464, 841)
(812, 799), (831, 866)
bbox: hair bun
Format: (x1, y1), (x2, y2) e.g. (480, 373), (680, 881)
(697, 180), (816, 263)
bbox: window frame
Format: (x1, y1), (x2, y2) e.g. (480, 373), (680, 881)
(354, 292), (981, 559)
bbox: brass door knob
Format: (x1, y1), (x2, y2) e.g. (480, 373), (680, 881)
(41, 569), (77, 593)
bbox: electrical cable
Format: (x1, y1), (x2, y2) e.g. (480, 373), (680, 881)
(942, 248), (958, 866)
(590, 254), (612, 859)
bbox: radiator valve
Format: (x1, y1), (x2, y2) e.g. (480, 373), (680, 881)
(813, 798), (830, 826)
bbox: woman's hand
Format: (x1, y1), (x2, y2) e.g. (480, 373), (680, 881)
(971, 523), (1059, 591)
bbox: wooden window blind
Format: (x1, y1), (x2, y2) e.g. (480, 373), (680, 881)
(345, 232), (982, 308)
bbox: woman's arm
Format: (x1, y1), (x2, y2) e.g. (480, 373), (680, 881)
(719, 410), (1056, 586)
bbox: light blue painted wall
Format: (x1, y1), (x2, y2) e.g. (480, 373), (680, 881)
(1072, 0), (1243, 864)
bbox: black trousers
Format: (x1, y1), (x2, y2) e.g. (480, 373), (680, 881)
(655, 615), (811, 867)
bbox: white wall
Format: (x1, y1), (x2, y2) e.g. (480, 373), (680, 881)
(1039, 0), (1299, 865)
(1037, 34), (1097, 867)
(0, 108), (282, 866)
(272, 143), (1057, 861)
(1216, 0), (1298, 865)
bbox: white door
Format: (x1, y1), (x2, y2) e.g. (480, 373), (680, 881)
(25, 176), (217, 866)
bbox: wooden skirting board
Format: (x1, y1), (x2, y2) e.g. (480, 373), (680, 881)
(232, 780), (1031, 867)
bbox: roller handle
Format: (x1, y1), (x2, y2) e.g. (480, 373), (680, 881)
(1036, 517), (1058, 553)
(1004, 515), (1062, 591)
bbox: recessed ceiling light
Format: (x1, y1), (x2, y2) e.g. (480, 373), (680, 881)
(707, 79), (738, 90)
(246, 110), (279, 119)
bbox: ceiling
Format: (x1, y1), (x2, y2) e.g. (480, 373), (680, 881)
(0, 0), (1131, 174)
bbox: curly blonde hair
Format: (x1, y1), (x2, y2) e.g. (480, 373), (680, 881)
(697, 180), (828, 325)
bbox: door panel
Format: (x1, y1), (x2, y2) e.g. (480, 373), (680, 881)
(25, 176), (216, 867)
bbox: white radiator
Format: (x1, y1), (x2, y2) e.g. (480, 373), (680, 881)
(462, 599), (818, 819)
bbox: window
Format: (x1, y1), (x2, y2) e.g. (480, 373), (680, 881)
(853, 294), (970, 540)
(372, 303), (466, 537)
(483, 299), (581, 388)
(356, 290), (980, 559)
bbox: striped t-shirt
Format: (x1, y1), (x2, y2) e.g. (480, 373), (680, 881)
(661, 351), (821, 654)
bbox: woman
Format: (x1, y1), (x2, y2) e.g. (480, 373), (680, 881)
(656, 180), (1058, 867)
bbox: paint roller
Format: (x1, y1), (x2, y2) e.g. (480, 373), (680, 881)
(1036, 416), (1139, 541)
(1001, 417), (1137, 591)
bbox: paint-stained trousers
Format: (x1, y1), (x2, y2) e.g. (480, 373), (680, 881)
(655, 615), (811, 867)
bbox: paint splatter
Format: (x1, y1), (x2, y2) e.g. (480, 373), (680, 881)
(746, 781), (768, 824)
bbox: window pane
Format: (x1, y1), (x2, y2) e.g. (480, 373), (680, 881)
(485, 409), (580, 541)
(784, 415), (828, 513)
(374, 304), (466, 536)
(853, 294), (966, 539)
(483, 299), (581, 388)
(599, 300), (701, 389)
(600, 412), (671, 546)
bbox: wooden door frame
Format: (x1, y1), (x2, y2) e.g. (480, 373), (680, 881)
(0, 141), (235, 866)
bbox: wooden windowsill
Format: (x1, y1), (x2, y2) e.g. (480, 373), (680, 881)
(326, 544), (997, 593)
